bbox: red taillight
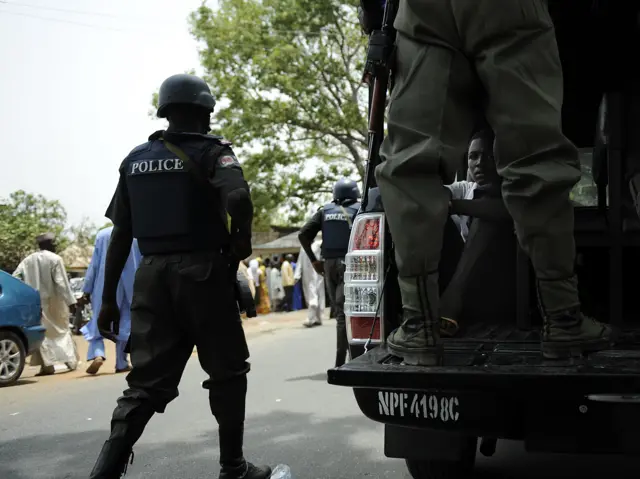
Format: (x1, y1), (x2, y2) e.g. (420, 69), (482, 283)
(349, 316), (381, 341)
(352, 218), (381, 250)
(346, 214), (385, 346)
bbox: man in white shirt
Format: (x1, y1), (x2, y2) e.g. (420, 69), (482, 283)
(447, 129), (499, 241)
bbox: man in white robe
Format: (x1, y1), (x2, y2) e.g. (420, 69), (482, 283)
(13, 233), (79, 376)
(295, 239), (325, 327)
(269, 261), (285, 312)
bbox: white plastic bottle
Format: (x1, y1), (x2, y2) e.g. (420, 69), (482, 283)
(271, 464), (292, 479)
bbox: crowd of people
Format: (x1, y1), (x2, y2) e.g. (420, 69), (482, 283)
(240, 241), (327, 328)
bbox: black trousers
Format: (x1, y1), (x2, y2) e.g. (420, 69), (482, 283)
(104, 252), (250, 462)
(324, 257), (348, 367)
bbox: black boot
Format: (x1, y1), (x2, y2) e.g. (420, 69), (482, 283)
(218, 425), (271, 479)
(89, 439), (134, 479)
(219, 461), (272, 479)
(211, 376), (271, 479)
(89, 395), (155, 479)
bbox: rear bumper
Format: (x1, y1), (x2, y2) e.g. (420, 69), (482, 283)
(23, 325), (46, 354)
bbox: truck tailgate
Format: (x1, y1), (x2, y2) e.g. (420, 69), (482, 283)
(329, 339), (640, 393)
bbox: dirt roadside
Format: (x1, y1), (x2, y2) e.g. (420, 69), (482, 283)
(18, 310), (315, 385)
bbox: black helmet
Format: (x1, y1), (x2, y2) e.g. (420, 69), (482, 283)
(333, 178), (360, 202)
(157, 74), (216, 118)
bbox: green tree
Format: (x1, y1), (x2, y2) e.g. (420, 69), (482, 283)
(189, 0), (367, 225)
(0, 190), (68, 272)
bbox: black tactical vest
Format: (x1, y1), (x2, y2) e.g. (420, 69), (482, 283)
(124, 134), (230, 255)
(321, 201), (360, 259)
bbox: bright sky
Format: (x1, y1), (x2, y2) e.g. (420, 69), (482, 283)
(0, 0), (209, 227)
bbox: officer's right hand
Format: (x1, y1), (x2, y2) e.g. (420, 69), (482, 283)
(97, 301), (120, 343)
(312, 260), (325, 275)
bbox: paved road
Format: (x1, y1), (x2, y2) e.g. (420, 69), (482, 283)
(1, 318), (639, 479)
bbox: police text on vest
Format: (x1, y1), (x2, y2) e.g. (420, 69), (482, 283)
(130, 158), (184, 175)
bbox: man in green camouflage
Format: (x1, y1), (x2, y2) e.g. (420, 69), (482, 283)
(367, 0), (613, 362)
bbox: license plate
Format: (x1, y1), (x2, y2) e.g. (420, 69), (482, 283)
(377, 390), (460, 423)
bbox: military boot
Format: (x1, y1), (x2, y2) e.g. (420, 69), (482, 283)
(218, 425), (271, 479)
(89, 439), (134, 479)
(542, 310), (613, 359)
(219, 461), (272, 479)
(387, 312), (443, 365)
(387, 275), (443, 366)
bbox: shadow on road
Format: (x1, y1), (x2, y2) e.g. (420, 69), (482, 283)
(285, 372), (328, 382)
(0, 410), (403, 479)
(2, 378), (37, 388)
(2, 409), (640, 479)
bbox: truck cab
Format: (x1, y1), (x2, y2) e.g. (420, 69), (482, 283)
(328, 2), (640, 478)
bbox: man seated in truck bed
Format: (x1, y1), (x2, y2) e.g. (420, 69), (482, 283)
(440, 128), (515, 337)
(447, 129), (499, 243)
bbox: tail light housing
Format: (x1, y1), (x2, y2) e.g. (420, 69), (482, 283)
(344, 213), (385, 345)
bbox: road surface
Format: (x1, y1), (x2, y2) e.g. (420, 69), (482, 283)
(0, 314), (639, 478)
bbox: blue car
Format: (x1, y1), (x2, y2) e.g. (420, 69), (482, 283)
(0, 269), (46, 386)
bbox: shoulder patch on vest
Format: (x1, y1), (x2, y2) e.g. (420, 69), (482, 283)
(217, 154), (240, 168)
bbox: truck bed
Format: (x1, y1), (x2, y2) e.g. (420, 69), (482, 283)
(329, 323), (640, 394)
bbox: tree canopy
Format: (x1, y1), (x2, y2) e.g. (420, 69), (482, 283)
(0, 190), (69, 272)
(189, 0), (368, 224)
(0, 191), (104, 273)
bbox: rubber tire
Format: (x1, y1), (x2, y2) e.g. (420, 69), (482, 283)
(405, 436), (477, 479)
(0, 330), (27, 387)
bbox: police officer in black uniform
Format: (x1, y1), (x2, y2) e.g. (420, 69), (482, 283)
(89, 74), (271, 479)
(298, 178), (361, 368)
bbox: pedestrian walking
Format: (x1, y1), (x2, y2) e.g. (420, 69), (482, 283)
(13, 233), (79, 375)
(295, 239), (326, 327)
(81, 226), (142, 375)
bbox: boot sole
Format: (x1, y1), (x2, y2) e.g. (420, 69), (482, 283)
(542, 337), (612, 360)
(387, 340), (443, 366)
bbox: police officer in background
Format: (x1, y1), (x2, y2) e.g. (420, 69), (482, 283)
(89, 74), (271, 479)
(299, 179), (361, 368)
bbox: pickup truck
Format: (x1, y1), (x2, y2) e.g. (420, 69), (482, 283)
(327, 3), (640, 478)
